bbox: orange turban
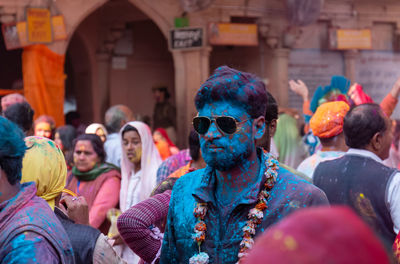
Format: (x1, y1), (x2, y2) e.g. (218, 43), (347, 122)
(310, 101), (350, 138)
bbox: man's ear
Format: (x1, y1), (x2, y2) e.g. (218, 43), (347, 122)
(370, 132), (382, 152)
(269, 119), (277, 137)
(254, 116), (266, 140)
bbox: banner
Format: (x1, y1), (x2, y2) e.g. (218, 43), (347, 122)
(23, 45), (65, 126)
(208, 23), (258, 46)
(2, 22), (28, 50)
(52, 15), (67, 41)
(330, 29), (372, 50)
(27, 8), (52, 43)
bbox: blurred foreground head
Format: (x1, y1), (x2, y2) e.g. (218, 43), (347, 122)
(243, 206), (390, 264)
(0, 116), (26, 185)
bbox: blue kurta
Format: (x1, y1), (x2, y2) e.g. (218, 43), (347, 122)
(160, 150), (329, 264)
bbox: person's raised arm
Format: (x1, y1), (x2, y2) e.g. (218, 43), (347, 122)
(381, 77), (400, 117)
(289, 80), (313, 117)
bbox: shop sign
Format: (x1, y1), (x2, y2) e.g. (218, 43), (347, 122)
(27, 7), (52, 43)
(112, 56), (128, 70)
(208, 23), (258, 46)
(170, 27), (203, 50)
(2, 22), (28, 50)
(2, 14), (67, 50)
(330, 29), (372, 50)
(52, 16), (67, 41)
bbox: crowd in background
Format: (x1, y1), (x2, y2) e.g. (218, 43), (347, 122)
(2, 66), (400, 264)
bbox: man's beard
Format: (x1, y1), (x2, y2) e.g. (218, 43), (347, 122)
(203, 143), (253, 171)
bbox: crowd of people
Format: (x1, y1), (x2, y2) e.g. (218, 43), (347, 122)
(1, 65), (400, 263)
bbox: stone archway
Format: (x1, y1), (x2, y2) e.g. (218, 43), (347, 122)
(57, 0), (210, 147)
(63, 0), (177, 127)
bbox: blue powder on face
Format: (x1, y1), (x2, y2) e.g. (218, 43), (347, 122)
(198, 101), (254, 171)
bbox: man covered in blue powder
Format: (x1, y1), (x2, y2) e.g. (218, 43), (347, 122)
(160, 66), (329, 264)
(0, 116), (74, 263)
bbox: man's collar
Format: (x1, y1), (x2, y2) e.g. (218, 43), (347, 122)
(346, 148), (383, 163)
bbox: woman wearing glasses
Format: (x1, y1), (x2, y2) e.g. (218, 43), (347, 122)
(114, 121), (162, 263)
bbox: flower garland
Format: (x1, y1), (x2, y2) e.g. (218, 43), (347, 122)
(189, 153), (279, 264)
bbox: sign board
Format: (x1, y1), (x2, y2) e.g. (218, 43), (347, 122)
(27, 8), (52, 43)
(170, 27), (203, 50)
(2, 16), (66, 49)
(17, 22), (29, 46)
(208, 23), (258, 46)
(2, 22), (28, 50)
(112, 56), (128, 70)
(2, 23), (21, 50)
(52, 15), (67, 41)
(330, 29), (372, 50)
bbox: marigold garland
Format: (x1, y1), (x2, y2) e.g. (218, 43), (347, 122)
(189, 153), (278, 264)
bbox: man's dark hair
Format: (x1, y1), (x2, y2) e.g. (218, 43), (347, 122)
(195, 66), (267, 119)
(265, 91), (278, 124)
(121, 124), (138, 138)
(188, 130), (200, 161)
(73, 134), (106, 163)
(0, 116), (26, 185)
(3, 102), (34, 134)
(56, 125), (77, 152)
(153, 86), (170, 100)
(343, 103), (387, 149)
(65, 111), (80, 126)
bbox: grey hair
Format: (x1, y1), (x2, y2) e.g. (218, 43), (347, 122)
(104, 105), (133, 133)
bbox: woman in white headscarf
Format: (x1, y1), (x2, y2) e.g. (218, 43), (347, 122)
(115, 121), (162, 263)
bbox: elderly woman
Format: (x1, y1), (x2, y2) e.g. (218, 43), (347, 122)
(21, 136), (125, 264)
(116, 121), (162, 263)
(86, 123), (108, 143)
(66, 134), (121, 233)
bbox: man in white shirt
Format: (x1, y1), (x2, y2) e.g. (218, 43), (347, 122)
(313, 103), (400, 248)
(104, 105), (134, 167)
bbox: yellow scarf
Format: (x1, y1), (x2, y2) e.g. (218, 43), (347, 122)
(21, 136), (67, 210)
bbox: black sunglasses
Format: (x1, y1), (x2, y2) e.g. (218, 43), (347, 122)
(192, 116), (249, 135)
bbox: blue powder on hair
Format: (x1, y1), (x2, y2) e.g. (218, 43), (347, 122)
(0, 116), (26, 158)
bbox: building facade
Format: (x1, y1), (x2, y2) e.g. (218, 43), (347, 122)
(1, 0), (400, 146)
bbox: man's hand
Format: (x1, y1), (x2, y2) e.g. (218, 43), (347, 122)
(289, 80), (309, 101)
(108, 233), (125, 246)
(60, 196), (89, 225)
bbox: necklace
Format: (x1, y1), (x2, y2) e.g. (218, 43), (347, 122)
(189, 153), (279, 264)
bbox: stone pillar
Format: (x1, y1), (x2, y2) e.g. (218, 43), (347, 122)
(264, 48), (291, 107)
(172, 47), (211, 148)
(344, 50), (359, 83)
(93, 52), (110, 123)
